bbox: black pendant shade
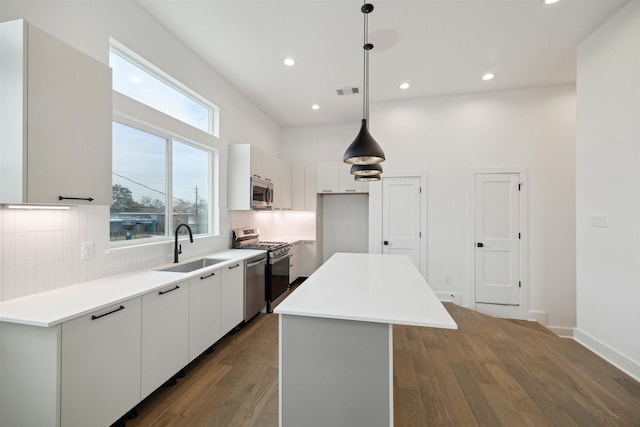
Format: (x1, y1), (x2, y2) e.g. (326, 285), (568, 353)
(351, 162), (383, 176)
(343, 2), (385, 174)
(343, 119), (385, 165)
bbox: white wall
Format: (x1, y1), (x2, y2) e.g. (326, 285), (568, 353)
(283, 85), (577, 330)
(321, 194), (369, 262)
(575, 0), (640, 380)
(0, 1), (282, 301)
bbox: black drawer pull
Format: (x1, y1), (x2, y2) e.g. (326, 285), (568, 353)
(91, 305), (125, 320)
(159, 285), (180, 295)
(58, 196), (94, 202)
(200, 272), (216, 280)
(229, 264), (240, 270)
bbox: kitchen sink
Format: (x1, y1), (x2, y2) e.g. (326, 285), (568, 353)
(156, 258), (227, 273)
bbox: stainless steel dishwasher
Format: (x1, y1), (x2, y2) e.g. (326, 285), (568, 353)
(244, 254), (267, 322)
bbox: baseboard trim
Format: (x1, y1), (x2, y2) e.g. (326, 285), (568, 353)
(574, 328), (640, 382)
(546, 326), (574, 338)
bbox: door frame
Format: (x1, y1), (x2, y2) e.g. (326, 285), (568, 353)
(369, 170), (428, 279)
(468, 167), (529, 319)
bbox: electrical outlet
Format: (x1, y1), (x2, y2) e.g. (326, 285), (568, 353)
(81, 242), (94, 260)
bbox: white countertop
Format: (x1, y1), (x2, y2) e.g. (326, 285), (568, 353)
(0, 249), (265, 327)
(275, 253), (457, 329)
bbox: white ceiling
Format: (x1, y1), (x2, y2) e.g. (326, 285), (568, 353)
(137, 0), (627, 129)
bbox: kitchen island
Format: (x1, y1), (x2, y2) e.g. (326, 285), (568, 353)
(274, 253), (457, 427)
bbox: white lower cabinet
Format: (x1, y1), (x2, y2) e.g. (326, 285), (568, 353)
(300, 241), (318, 277)
(141, 281), (190, 399)
(220, 262), (244, 334)
(61, 298), (142, 427)
(289, 241), (300, 283)
(189, 270), (222, 361)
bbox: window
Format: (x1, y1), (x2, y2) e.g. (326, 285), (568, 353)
(109, 42), (218, 244)
(110, 123), (212, 242)
(110, 43), (218, 136)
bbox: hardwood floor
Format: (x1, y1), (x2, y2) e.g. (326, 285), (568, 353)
(123, 303), (640, 426)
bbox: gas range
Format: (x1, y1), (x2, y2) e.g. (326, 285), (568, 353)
(232, 227), (292, 313)
(232, 228), (291, 261)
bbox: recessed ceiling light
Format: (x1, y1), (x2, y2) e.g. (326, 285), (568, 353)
(544, 0), (559, 4)
(311, 104), (320, 110)
(283, 57), (296, 67)
(399, 82), (410, 90)
(482, 73), (495, 81)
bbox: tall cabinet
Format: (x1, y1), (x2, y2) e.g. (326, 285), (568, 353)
(0, 20), (112, 205)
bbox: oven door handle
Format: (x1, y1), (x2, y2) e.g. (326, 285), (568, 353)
(247, 258), (267, 268)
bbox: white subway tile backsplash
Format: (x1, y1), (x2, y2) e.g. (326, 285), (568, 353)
(3, 233), (15, 267)
(1, 206), (313, 302)
(14, 233), (26, 266)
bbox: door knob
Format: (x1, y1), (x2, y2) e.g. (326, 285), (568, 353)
(477, 242), (484, 248)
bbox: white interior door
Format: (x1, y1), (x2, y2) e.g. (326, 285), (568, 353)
(474, 173), (520, 305)
(382, 177), (421, 271)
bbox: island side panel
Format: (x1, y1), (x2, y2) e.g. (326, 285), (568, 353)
(0, 322), (61, 426)
(280, 314), (392, 427)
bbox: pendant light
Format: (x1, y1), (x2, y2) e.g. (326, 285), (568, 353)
(350, 163), (382, 176)
(355, 174), (381, 182)
(343, 2), (385, 170)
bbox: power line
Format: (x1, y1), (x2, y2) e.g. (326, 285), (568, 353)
(112, 172), (190, 205)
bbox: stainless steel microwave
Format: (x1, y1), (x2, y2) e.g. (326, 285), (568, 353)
(251, 177), (273, 209)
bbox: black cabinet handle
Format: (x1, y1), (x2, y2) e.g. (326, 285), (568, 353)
(477, 242), (484, 248)
(59, 196), (94, 202)
(200, 272), (216, 280)
(229, 264), (240, 269)
(91, 305), (125, 320)
(159, 285), (180, 295)
(383, 241), (389, 246)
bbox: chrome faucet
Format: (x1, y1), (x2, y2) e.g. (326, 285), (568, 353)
(174, 223), (194, 263)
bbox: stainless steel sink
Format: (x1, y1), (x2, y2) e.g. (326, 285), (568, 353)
(156, 258), (227, 273)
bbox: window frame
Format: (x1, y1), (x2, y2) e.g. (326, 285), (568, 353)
(109, 42), (220, 248)
(110, 39), (220, 138)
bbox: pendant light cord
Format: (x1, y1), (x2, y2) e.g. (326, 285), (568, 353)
(363, 3), (370, 123)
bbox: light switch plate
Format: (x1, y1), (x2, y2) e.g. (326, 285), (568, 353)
(590, 215), (608, 228)
(81, 241), (95, 259)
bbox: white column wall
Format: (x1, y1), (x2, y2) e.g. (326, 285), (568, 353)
(575, 0), (640, 380)
(283, 85), (576, 330)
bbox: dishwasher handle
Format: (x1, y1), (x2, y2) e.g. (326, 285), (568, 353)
(246, 258), (267, 268)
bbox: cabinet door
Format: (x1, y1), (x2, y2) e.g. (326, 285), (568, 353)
(262, 151), (274, 182)
(27, 23), (112, 205)
(316, 162), (340, 193)
(189, 270), (222, 362)
(220, 262), (244, 334)
(141, 281), (189, 398)
(339, 163), (365, 193)
(273, 158), (292, 210)
(304, 165), (317, 211)
(250, 145), (263, 179)
(300, 241), (318, 277)
(289, 242), (300, 284)
(291, 165), (305, 211)
(61, 298), (142, 427)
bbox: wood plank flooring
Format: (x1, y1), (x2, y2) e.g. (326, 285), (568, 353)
(123, 303), (640, 426)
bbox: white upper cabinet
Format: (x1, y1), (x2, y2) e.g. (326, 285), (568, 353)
(316, 162), (340, 193)
(316, 162), (367, 194)
(292, 165), (317, 211)
(0, 20), (112, 205)
(228, 143), (281, 210)
(273, 157), (292, 210)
